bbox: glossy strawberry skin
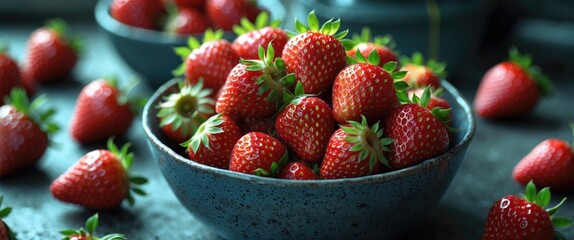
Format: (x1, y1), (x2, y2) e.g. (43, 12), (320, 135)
(185, 40), (239, 93)
(332, 63), (398, 124)
(50, 150), (130, 210)
(70, 80), (134, 144)
(174, 0), (204, 8)
(384, 104), (449, 169)
(0, 105), (48, 177)
(320, 127), (381, 179)
(346, 43), (398, 68)
(278, 162), (319, 180)
(26, 28), (77, 83)
(282, 32), (347, 94)
(400, 64), (441, 89)
(229, 132), (286, 175)
(275, 96), (335, 163)
(110, 0), (165, 30)
(482, 195), (554, 240)
(168, 7), (209, 34)
(0, 53), (21, 105)
(232, 27), (289, 60)
(215, 64), (277, 117)
(188, 115), (242, 169)
(206, 0), (260, 31)
(513, 139), (574, 193)
(473, 62), (539, 119)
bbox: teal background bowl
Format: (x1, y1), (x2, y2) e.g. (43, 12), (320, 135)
(94, 0), (286, 88)
(142, 79), (475, 239)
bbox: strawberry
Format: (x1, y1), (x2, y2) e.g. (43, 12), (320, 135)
(174, 29), (240, 95)
(216, 44), (295, 117)
(25, 18), (80, 84)
(19, 69), (36, 98)
(512, 123), (574, 193)
(0, 47), (21, 105)
(281, 11), (349, 95)
(157, 80), (215, 143)
(236, 116), (275, 135)
(60, 213), (126, 240)
(346, 27), (399, 68)
(473, 47), (552, 119)
(399, 52), (446, 89)
(0, 194), (16, 240)
(332, 52), (407, 124)
(182, 114), (242, 169)
(482, 181), (572, 240)
(70, 77), (136, 144)
(0, 88), (58, 177)
(407, 87), (451, 112)
(165, 6), (209, 34)
(278, 162), (319, 180)
(232, 11), (289, 60)
(229, 132), (288, 177)
(110, 0), (166, 30)
(50, 139), (147, 210)
(320, 116), (392, 179)
(275, 84), (335, 163)
(383, 88), (451, 169)
(171, 0), (204, 8)
(205, 0), (261, 31)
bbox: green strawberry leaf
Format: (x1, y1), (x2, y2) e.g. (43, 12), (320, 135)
(552, 217), (573, 228)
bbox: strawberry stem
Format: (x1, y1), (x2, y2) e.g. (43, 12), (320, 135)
(182, 114), (225, 154)
(508, 46), (553, 98)
(522, 181), (572, 230)
(343, 115), (392, 170)
(60, 213), (127, 240)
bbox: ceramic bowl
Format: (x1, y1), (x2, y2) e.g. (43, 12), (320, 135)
(94, 0), (286, 87)
(142, 79), (475, 239)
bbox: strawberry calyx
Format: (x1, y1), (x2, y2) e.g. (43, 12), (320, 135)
(45, 18), (83, 55)
(343, 115), (392, 170)
(182, 113), (225, 154)
(508, 46), (553, 98)
(233, 11), (281, 35)
(407, 87), (454, 131)
(289, 10), (353, 49)
(5, 88), (60, 136)
(157, 79), (214, 139)
(350, 27), (396, 50)
(241, 43), (296, 109)
(254, 150), (289, 177)
(399, 52), (446, 78)
(102, 76), (144, 115)
(106, 138), (148, 206)
(0, 194), (16, 240)
(60, 213), (126, 240)
(172, 29), (224, 76)
(521, 181), (572, 235)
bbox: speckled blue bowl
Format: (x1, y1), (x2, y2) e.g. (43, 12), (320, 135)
(142, 79), (475, 239)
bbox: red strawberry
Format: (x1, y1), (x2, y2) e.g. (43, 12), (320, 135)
(275, 87), (335, 163)
(70, 78), (136, 144)
(229, 132), (288, 177)
(110, 0), (166, 30)
(19, 69), (37, 98)
(0, 88), (58, 177)
(482, 181), (571, 240)
(174, 29), (240, 95)
(473, 47), (552, 119)
(346, 27), (399, 68)
(182, 114), (242, 169)
(25, 19), (80, 84)
(332, 53), (406, 124)
(399, 52), (446, 89)
(216, 44), (295, 117)
(50, 139), (147, 210)
(232, 11), (288, 60)
(513, 123), (574, 193)
(0, 47), (21, 105)
(281, 11), (348, 95)
(172, 0), (204, 8)
(408, 87), (451, 112)
(206, 0), (261, 31)
(60, 213), (126, 240)
(278, 162), (319, 180)
(384, 88), (451, 169)
(236, 117), (275, 135)
(165, 7), (209, 34)
(320, 116), (392, 179)
(157, 80), (215, 143)
(0, 194), (16, 240)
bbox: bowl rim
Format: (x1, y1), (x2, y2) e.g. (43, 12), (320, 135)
(143, 78), (476, 186)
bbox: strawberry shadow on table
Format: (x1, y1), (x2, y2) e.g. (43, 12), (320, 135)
(0, 166), (52, 192)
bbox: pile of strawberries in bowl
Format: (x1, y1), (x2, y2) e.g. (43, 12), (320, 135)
(142, 9), (475, 239)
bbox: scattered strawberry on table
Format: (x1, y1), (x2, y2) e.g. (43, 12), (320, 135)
(482, 181), (572, 240)
(513, 123), (574, 193)
(50, 139), (147, 210)
(473, 47), (552, 119)
(60, 213), (126, 240)
(0, 194), (16, 240)
(0, 88), (58, 177)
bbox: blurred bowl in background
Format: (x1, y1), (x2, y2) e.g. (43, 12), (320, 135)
(0, 0), (97, 17)
(94, 0), (286, 88)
